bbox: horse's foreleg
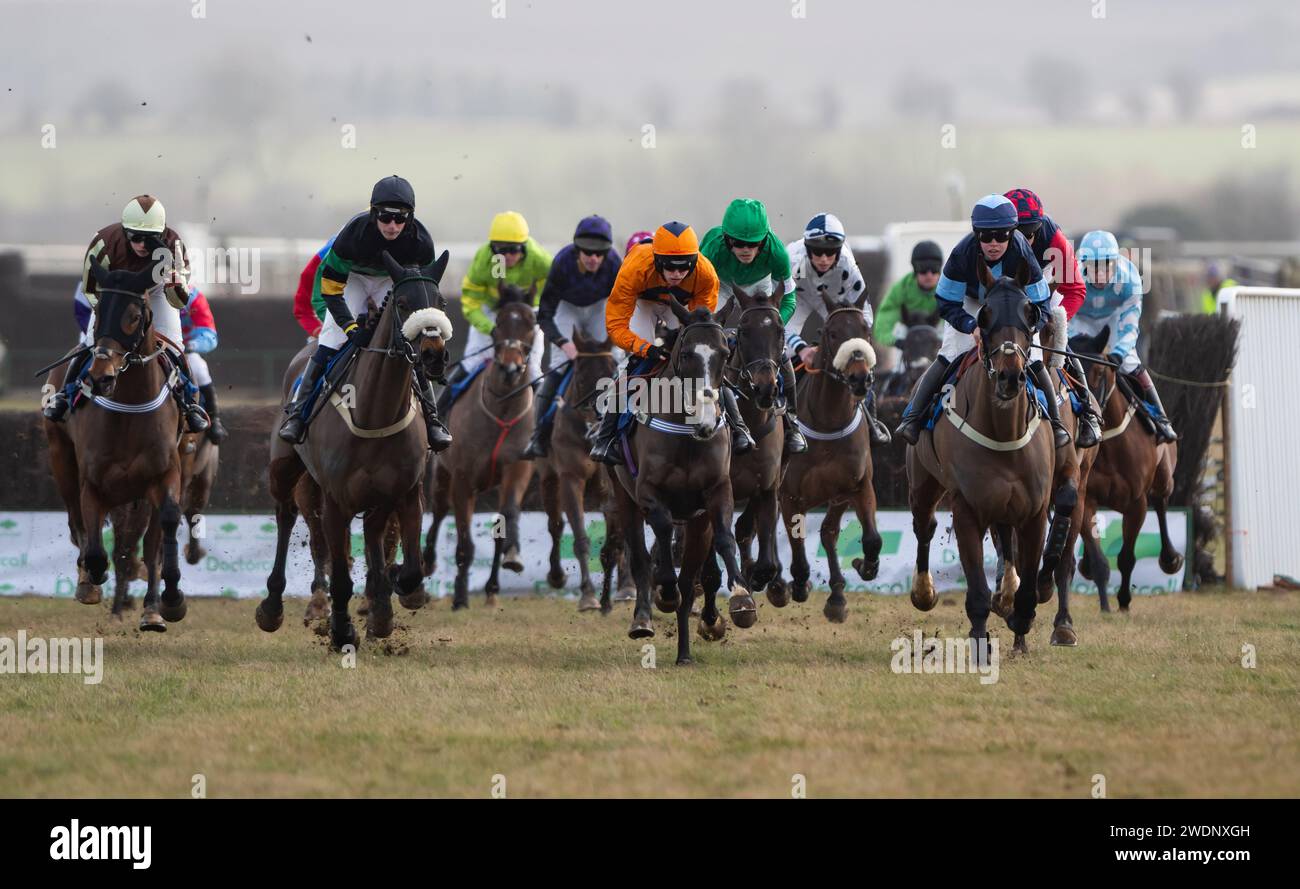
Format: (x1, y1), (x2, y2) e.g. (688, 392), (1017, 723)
(782, 495), (812, 604)
(362, 508), (395, 638)
(561, 474), (601, 611)
(708, 481), (754, 629)
(645, 501), (679, 613)
(155, 471), (187, 623)
(991, 524), (1018, 618)
(323, 496), (358, 651)
(820, 501), (849, 623)
(734, 501), (756, 587)
(852, 476), (883, 584)
(451, 479), (475, 610)
(395, 485), (428, 611)
(677, 513), (717, 665)
(499, 461), (533, 573)
(1116, 505), (1144, 612)
(258, 496), (297, 633)
(79, 485), (109, 587)
(1051, 496), (1084, 647)
(139, 502), (166, 632)
(617, 476), (654, 639)
(1011, 508), (1047, 654)
(1038, 477), (1079, 603)
(423, 463), (451, 577)
(908, 467), (943, 612)
(110, 505), (142, 620)
(541, 471), (566, 591)
(952, 496), (992, 645)
(1153, 494), (1184, 577)
(750, 490), (779, 591)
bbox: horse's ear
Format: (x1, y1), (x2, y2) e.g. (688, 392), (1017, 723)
(1097, 325), (1110, 352)
(135, 264), (163, 294)
(1021, 300), (1041, 332)
(381, 249), (406, 282)
(733, 284), (754, 310)
(571, 324), (587, 350)
(853, 281), (869, 310)
(926, 309), (941, 327)
(666, 295), (692, 325)
(976, 253), (994, 292)
(1015, 257), (1034, 288)
(819, 287), (839, 315)
(976, 303), (991, 333)
(497, 279), (507, 299)
(424, 250), (450, 284)
(901, 306), (916, 326)
(527, 283), (538, 304)
(715, 295), (735, 325)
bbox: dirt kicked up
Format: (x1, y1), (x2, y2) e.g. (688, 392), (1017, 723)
(1, 587), (1297, 797)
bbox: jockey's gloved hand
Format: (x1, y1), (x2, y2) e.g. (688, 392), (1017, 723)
(645, 344), (669, 364)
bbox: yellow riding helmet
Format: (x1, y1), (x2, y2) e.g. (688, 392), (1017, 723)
(652, 221), (699, 257)
(488, 211), (529, 244)
(122, 195), (166, 235)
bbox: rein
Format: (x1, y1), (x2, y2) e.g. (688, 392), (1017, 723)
(793, 305), (872, 438)
(480, 355), (535, 482)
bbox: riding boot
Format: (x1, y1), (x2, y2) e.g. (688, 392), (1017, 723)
(1066, 356), (1101, 449)
(588, 407), (623, 466)
(198, 384), (229, 444)
(1130, 367), (1179, 443)
(166, 350), (209, 433)
(523, 370), (561, 460)
(278, 357), (326, 444)
(414, 366), (453, 453)
(1031, 360), (1071, 449)
(436, 363), (469, 421)
(42, 349), (91, 422)
(722, 386), (756, 456)
(779, 357), (808, 454)
(894, 355), (950, 445)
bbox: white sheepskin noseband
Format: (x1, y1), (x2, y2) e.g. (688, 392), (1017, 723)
(403, 307), (453, 342)
(832, 337), (876, 371)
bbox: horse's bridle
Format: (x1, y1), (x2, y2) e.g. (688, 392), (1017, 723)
(806, 305), (872, 390)
(723, 303), (782, 399)
(564, 349), (614, 425)
(358, 273), (443, 366)
(89, 286), (167, 371)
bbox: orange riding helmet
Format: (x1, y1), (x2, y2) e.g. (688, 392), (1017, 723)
(652, 221), (699, 273)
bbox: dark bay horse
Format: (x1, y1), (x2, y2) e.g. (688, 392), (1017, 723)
(906, 267), (1056, 654)
(42, 261), (189, 630)
(262, 250), (451, 650)
(610, 302), (756, 665)
(536, 326), (634, 613)
(704, 285), (791, 601)
(425, 284), (537, 610)
(1070, 327), (1182, 612)
(878, 306), (942, 399)
(768, 289), (883, 623)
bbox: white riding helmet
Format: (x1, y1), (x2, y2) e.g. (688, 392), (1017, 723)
(122, 195), (166, 235)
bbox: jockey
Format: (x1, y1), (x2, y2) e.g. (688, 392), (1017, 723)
(278, 175), (451, 450)
(625, 230), (654, 255)
(875, 240), (943, 351)
(523, 214), (623, 459)
(436, 211), (552, 420)
(588, 220), (754, 465)
(1071, 230), (1178, 443)
(785, 212), (891, 446)
(1005, 187), (1100, 447)
(293, 237), (335, 338)
(895, 194), (1069, 448)
(43, 195), (210, 434)
(701, 198), (808, 454)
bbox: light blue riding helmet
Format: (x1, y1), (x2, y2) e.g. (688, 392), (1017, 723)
(1076, 230), (1120, 263)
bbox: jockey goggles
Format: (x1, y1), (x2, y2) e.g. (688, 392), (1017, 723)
(976, 228), (1013, 243)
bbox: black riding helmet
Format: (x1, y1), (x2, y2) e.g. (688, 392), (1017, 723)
(371, 175), (415, 211)
(911, 240), (943, 274)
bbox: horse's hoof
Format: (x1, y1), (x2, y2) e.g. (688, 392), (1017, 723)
(398, 588), (429, 611)
(75, 582), (102, 605)
(1099, 601), (1111, 614)
(697, 614), (726, 642)
(1036, 569), (1056, 604)
(547, 567), (566, 589)
(791, 581), (809, 604)
(728, 587), (758, 629)
(852, 557), (879, 581)
(301, 594), (327, 625)
(356, 596), (370, 616)
(766, 578), (789, 608)
(485, 593), (499, 609)
(502, 548), (524, 573)
(676, 656), (694, 667)
(330, 621), (359, 652)
(910, 572), (938, 612)
(1159, 551), (1184, 575)
(158, 594), (187, 623)
(990, 589), (1014, 619)
(1050, 625), (1078, 647)
(823, 599), (848, 623)
(184, 544), (205, 566)
(577, 592), (601, 612)
(613, 587), (636, 603)
(452, 598), (469, 611)
(139, 612), (166, 632)
(1013, 634), (1030, 655)
(628, 618), (654, 640)
(255, 602), (284, 633)
(109, 611), (124, 623)
(653, 587), (680, 614)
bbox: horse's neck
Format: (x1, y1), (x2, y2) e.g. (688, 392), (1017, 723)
(113, 334), (168, 401)
(804, 370), (856, 427)
(352, 302), (412, 425)
(1100, 372), (1126, 426)
(962, 370), (1032, 441)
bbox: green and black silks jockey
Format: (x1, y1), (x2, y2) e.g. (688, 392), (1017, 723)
(701, 198), (808, 455)
(278, 175), (452, 450)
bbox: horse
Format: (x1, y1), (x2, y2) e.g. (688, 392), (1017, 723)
(878, 306), (942, 399)
(609, 301), (757, 665)
(536, 326), (635, 613)
(767, 288), (883, 623)
(42, 260), (189, 631)
(1069, 326), (1182, 612)
(261, 250), (451, 650)
(180, 431), (219, 566)
(700, 284), (791, 603)
(425, 283), (538, 610)
(905, 264), (1056, 654)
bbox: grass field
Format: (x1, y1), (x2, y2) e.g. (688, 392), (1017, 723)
(1, 587), (1297, 798)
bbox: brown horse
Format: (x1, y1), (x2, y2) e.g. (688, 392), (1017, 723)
(42, 261), (189, 631)
(768, 289), (883, 623)
(261, 250), (450, 650)
(536, 326), (635, 613)
(180, 431), (219, 567)
(425, 283), (537, 610)
(609, 302), (756, 665)
(1070, 327), (1182, 612)
(703, 285), (790, 600)
(906, 268), (1056, 654)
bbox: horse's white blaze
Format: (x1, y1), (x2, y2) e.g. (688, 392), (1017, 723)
(833, 337), (876, 371)
(402, 307), (453, 342)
